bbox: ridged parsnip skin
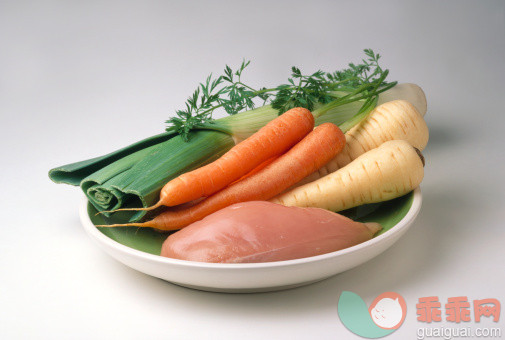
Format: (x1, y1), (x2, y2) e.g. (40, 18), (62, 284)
(296, 100), (428, 186)
(270, 140), (424, 211)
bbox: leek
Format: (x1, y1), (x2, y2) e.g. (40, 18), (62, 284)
(80, 130), (234, 222)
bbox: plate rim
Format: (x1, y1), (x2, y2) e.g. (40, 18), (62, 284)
(80, 187), (422, 269)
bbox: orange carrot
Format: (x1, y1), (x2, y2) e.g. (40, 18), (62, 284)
(98, 123), (346, 231)
(109, 107), (314, 213)
(229, 156), (278, 185)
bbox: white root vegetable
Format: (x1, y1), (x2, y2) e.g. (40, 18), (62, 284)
(270, 140), (424, 211)
(295, 99), (429, 187)
(378, 83), (427, 116)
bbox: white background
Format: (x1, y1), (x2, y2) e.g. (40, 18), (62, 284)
(1, 1), (504, 339)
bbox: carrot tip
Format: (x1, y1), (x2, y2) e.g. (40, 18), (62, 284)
(95, 202), (163, 215)
(95, 223), (144, 228)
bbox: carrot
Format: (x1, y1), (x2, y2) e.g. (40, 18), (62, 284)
(107, 107), (314, 213)
(228, 156), (278, 185)
(293, 100), (428, 188)
(98, 123), (346, 230)
(271, 140), (424, 211)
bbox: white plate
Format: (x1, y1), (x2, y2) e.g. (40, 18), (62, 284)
(80, 188), (422, 293)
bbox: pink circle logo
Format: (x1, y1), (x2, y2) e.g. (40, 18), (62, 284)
(368, 292), (407, 330)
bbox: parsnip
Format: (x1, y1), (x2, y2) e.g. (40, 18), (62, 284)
(378, 83), (427, 116)
(296, 100), (428, 187)
(270, 140), (424, 211)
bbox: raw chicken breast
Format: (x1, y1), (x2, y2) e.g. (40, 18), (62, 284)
(160, 201), (381, 263)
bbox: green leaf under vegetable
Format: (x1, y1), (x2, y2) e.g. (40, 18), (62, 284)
(89, 191), (415, 255)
